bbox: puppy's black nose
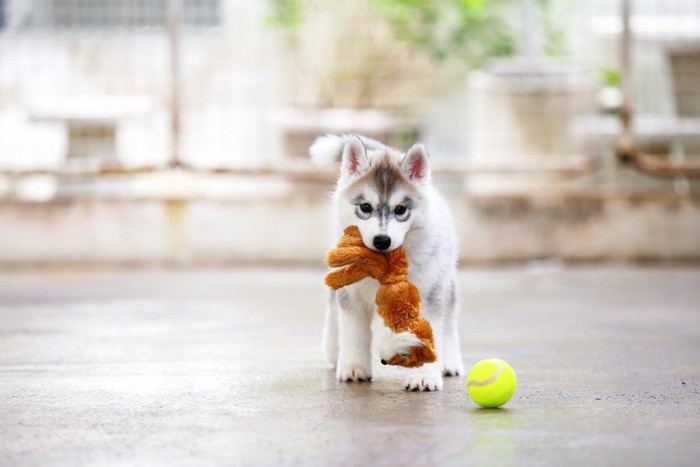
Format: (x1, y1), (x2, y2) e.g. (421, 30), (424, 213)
(381, 359), (387, 365)
(373, 235), (391, 251)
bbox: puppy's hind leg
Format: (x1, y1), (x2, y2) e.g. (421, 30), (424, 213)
(441, 278), (464, 377)
(322, 290), (339, 367)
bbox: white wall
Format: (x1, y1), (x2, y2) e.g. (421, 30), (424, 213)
(1, 187), (699, 264)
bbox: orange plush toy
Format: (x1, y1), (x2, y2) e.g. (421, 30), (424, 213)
(325, 226), (437, 368)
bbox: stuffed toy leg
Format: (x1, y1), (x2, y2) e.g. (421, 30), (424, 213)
(325, 226), (437, 368)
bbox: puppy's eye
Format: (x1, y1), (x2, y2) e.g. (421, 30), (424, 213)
(394, 205), (407, 216)
(359, 203), (373, 214)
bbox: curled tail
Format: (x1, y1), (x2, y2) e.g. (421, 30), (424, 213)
(309, 134), (389, 166)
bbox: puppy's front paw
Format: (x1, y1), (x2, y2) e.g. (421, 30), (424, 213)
(404, 374), (443, 392)
(337, 366), (372, 383)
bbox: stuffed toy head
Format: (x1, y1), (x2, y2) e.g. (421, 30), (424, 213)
(325, 226), (437, 368)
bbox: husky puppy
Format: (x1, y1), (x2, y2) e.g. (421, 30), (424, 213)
(310, 134), (463, 391)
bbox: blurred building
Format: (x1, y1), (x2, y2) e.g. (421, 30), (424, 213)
(0, 0), (699, 264)
(0, 0), (281, 169)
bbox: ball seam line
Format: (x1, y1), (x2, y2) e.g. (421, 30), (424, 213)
(467, 360), (503, 387)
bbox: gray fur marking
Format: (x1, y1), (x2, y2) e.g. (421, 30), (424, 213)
(447, 279), (457, 309)
(426, 281), (444, 308)
(370, 161), (414, 225)
(371, 161), (402, 201)
(377, 202), (390, 227)
(337, 288), (353, 311)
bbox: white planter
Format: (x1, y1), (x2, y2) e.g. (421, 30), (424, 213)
(468, 62), (597, 192)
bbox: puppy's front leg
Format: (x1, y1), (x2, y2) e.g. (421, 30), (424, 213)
(336, 289), (373, 382)
(403, 311), (444, 391)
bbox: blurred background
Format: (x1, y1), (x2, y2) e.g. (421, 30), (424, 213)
(0, 0), (699, 265)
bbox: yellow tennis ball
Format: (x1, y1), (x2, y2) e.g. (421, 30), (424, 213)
(467, 358), (517, 408)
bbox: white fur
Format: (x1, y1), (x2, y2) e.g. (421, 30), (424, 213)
(316, 134), (464, 391)
(378, 331), (423, 362)
(310, 135), (346, 166)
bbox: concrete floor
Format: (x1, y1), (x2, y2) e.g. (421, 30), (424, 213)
(1, 265), (699, 466)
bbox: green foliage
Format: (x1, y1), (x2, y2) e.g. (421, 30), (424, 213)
(266, 0), (517, 67)
(598, 67), (621, 88)
(370, 0), (516, 66)
(266, 0), (574, 64)
(266, 0), (302, 28)
(537, 0), (568, 57)
(263, 0), (575, 108)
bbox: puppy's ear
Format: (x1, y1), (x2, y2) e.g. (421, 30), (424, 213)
(401, 143), (431, 183)
(340, 136), (369, 180)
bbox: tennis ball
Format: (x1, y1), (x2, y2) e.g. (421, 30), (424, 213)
(467, 358), (517, 408)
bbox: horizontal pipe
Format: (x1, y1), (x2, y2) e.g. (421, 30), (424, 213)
(0, 158), (596, 179)
(627, 153), (700, 178)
